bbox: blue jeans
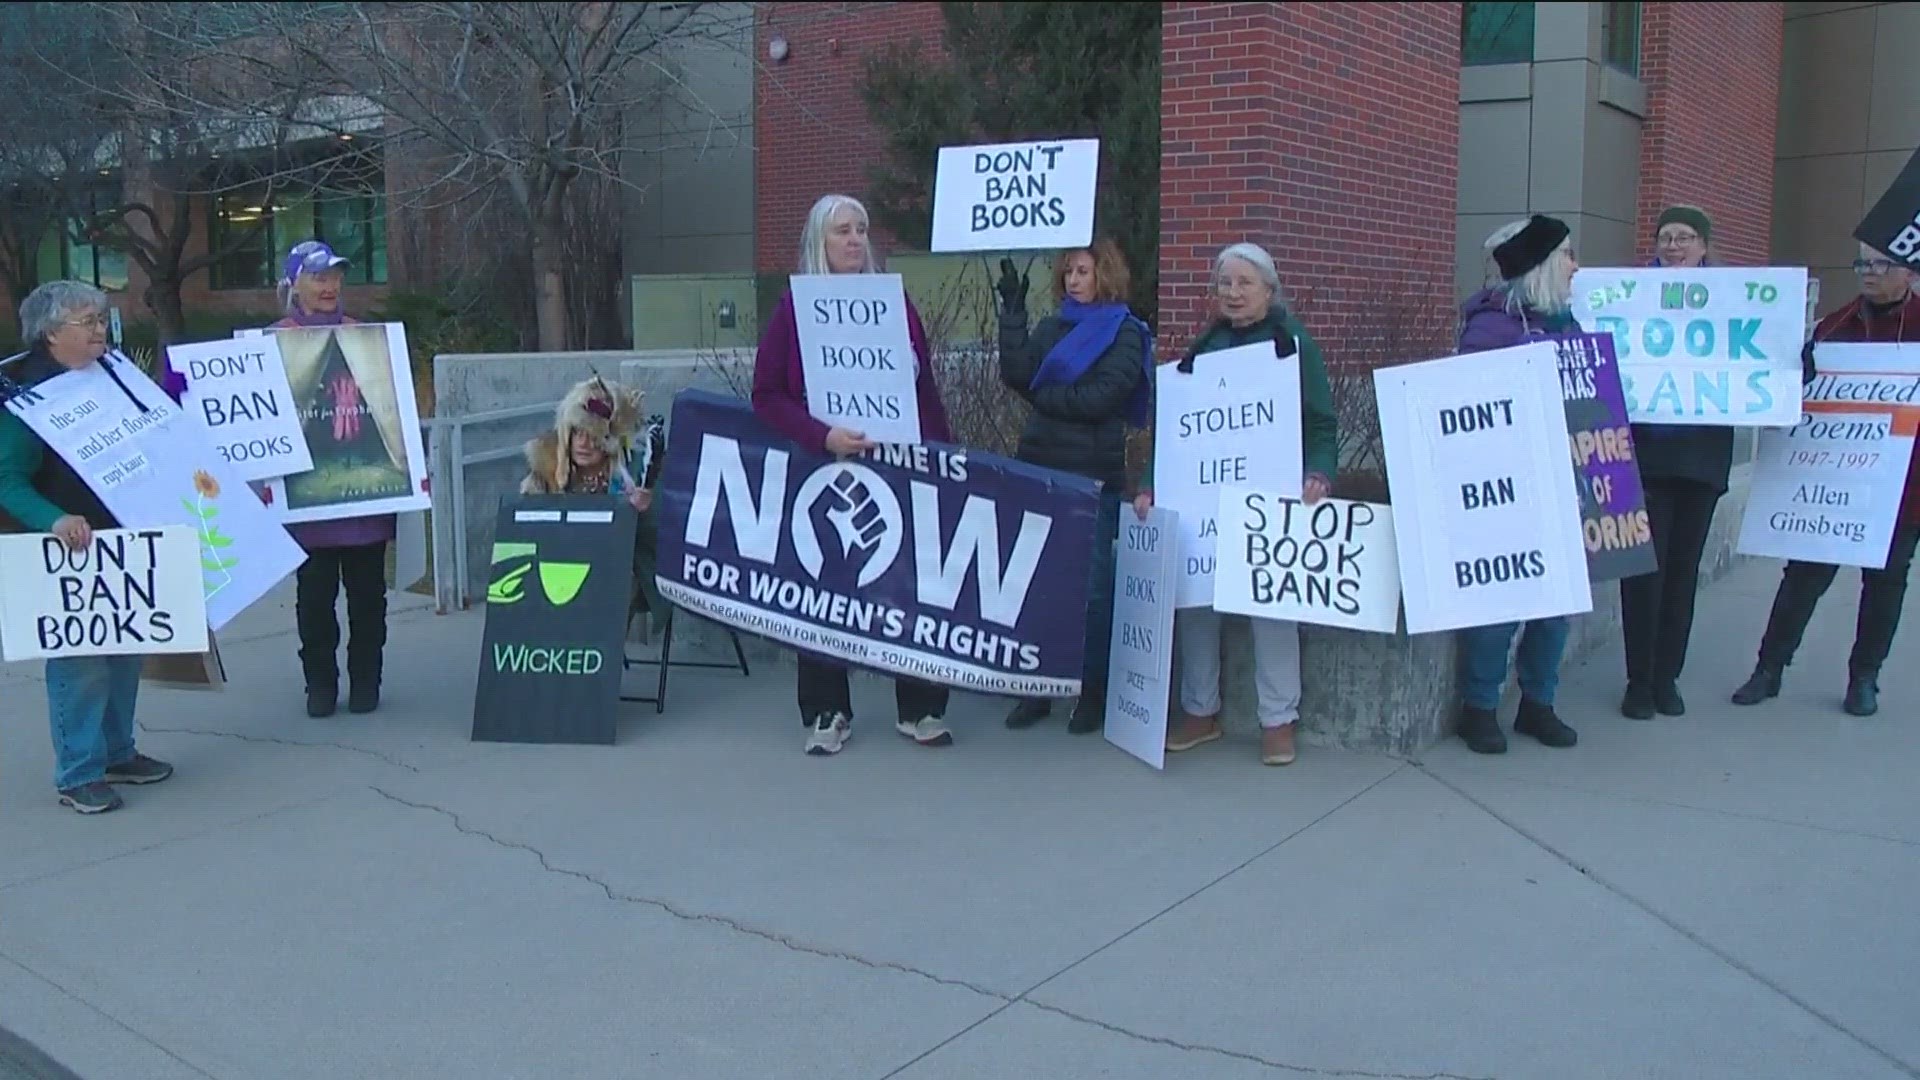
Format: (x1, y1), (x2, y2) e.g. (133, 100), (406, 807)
(1459, 617), (1571, 710)
(1081, 493), (1123, 691)
(45, 654), (144, 791)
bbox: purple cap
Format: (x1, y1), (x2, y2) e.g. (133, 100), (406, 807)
(281, 240), (350, 286)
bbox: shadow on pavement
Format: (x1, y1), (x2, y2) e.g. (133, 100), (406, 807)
(0, 1028), (83, 1080)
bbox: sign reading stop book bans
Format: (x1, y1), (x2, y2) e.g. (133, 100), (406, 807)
(789, 274), (922, 446)
(1374, 343), (1592, 634)
(0, 526), (208, 661)
(1738, 344), (1920, 569)
(929, 139), (1099, 253)
(1103, 506), (1177, 770)
(1213, 489), (1402, 634)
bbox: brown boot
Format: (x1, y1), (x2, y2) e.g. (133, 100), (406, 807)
(1260, 724), (1296, 766)
(1165, 713), (1223, 753)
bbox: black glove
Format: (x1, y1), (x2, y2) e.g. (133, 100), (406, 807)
(1800, 339), (1818, 385)
(995, 257), (1028, 316)
(1273, 331), (1298, 361)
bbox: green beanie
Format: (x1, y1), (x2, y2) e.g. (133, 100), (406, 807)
(1655, 205), (1713, 242)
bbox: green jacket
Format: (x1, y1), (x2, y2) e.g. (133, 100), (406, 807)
(0, 410), (66, 532)
(1143, 310), (1338, 487)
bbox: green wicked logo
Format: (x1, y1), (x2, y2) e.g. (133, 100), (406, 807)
(486, 542), (592, 606)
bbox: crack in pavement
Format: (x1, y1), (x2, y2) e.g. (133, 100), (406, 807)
(373, 779), (1495, 1080)
(138, 723), (421, 774)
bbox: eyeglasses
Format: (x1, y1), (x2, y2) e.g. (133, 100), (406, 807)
(1656, 231), (1701, 246)
(1853, 259), (1905, 276)
(60, 314), (109, 330)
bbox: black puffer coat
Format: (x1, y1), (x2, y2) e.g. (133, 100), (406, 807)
(997, 309), (1147, 494)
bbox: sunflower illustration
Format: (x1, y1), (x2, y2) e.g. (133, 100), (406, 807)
(193, 470), (220, 499)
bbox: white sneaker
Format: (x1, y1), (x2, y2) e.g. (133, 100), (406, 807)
(895, 716), (953, 747)
(805, 712), (851, 756)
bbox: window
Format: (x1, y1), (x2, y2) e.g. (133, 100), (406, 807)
(31, 204), (130, 292)
(1601, 2), (1641, 76)
(1461, 2), (1535, 66)
(209, 183), (388, 291)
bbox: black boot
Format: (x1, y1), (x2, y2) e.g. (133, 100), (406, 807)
(306, 687), (338, 718)
(1514, 698), (1577, 748)
(348, 684), (380, 714)
(1067, 684), (1105, 734)
(1619, 682), (1655, 720)
(1731, 663), (1782, 706)
(1843, 673), (1879, 717)
(1004, 699), (1051, 729)
(1653, 683), (1686, 717)
(1457, 705), (1506, 755)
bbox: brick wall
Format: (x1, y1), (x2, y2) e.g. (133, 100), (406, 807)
(753, 2), (945, 272)
(1634, 3), (1784, 265)
(1159, 2), (1460, 364)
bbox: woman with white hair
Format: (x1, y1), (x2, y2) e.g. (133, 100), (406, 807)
(1132, 242), (1338, 766)
(1453, 214), (1583, 754)
(750, 193), (956, 756)
(0, 281), (175, 814)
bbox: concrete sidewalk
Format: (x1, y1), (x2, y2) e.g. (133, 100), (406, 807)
(1, 558), (1915, 1080)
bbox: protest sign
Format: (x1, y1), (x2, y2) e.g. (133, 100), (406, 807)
(1553, 334), (1655, 581)
(1571, 267), (1807, 427)
(257, 322), (430, 523)
(1374, 343), (1592, 634)
(1103, 506), (1177, 770)
(1213, 489), (1401, 634)
(1152, 344), (1302, 609)
(3, 353), (306, 631)
(472, 498), (638, 744)
(0, 527), (208, 661)
(1738, 344), (1920, 569)
(788, 274), (922, 445)
(1854, 147), (1920, 269)
(929, 139), (1099, 253)
(164, 336), (313, 482)
(656, 389), (1101, 697)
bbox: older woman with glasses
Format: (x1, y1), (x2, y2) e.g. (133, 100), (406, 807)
(0, 281), (175, 814)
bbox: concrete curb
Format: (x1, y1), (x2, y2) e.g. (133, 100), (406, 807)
(0, 1028), (84, 1080)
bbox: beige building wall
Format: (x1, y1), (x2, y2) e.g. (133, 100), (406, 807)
(1456, 3), (1648, 297)
(1773, 1), (1920, 317)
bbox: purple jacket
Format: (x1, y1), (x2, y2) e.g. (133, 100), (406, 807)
(1457, 287), (1576, 354)
(160, 310), (395, 552)
(750, 288), (953, 452)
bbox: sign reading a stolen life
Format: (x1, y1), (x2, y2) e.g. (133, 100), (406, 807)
(1152, 344), (1302, 609)
(1375, 342), (1592, 635)
(1738, 344), (1920, 570)
(1213, 489), (1402, 634)
(1103, 506), (1177, 770)
(929, 139), (1099, 253)
(0, 526), (208, 661)
(1571, 267), (1807, 427)
(164, 336), (313, 482)
(1553, 333), (1654, 581)
(789, 273), (922, 445)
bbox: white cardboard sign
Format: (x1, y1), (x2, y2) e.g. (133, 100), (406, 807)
(1213, 489), (1402, 634)
(166, 336), (313, 482)
(929, 139), (1099, 253)
(1151, 345), (1302, 608)
(789, 274), (922, 445)
(0, 526), (209, 660)
(1104, 506), (1177, 770)
(1374, 342), (1593, 634)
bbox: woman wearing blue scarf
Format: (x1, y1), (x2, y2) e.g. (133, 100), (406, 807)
(995, 239), (1155, 733)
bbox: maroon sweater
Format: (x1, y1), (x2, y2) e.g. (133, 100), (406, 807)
(1811, 291), (1920, 526)
(750, 288), (952, 451)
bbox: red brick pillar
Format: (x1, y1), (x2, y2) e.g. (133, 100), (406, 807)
(1159, 2), (1462, 363)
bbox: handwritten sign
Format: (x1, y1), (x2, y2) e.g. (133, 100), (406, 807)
(788, 274), (922, 446)
(1213, 489), (1401, 634)
(1374, 343), (1592, 634)
(929, 139), (1099, 253)
(166, 336), (313, 481)
(1572, 267), (1807, 427)
(0, 526), (208, 661)
(1152, 345), (1302, 608)
(1553, 334), (1654, 581)
(1738, 344), (1920, 569)
(1103, 506), (1176, 770)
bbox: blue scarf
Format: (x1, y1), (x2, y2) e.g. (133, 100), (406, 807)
(1030, 298), (1156, 424)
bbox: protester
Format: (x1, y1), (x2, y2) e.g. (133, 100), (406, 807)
(518, 375), (667, 635)
(1132, 242), (1336, 767)
(0, 281), (175, 814)
(1452, 215), (1583, 754)
(1731, 242), (1920, 717)
(993, 239), (1154, 733)
(1616, 205), (1730, 720)
(750, 194), (956, 755)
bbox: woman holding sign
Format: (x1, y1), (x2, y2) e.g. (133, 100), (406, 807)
(1133, 243), (1337, 767)
(1452, 216), (1583, 754)
(751, 193), (957, 756)
(0, 281), (175, 814)
(995, 239), (1154, 733)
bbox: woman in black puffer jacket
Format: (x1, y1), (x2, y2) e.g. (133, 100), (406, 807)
(994, 238), (1155, 733)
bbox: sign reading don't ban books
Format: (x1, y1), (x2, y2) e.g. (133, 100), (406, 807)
(0, 527), (208, 661)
